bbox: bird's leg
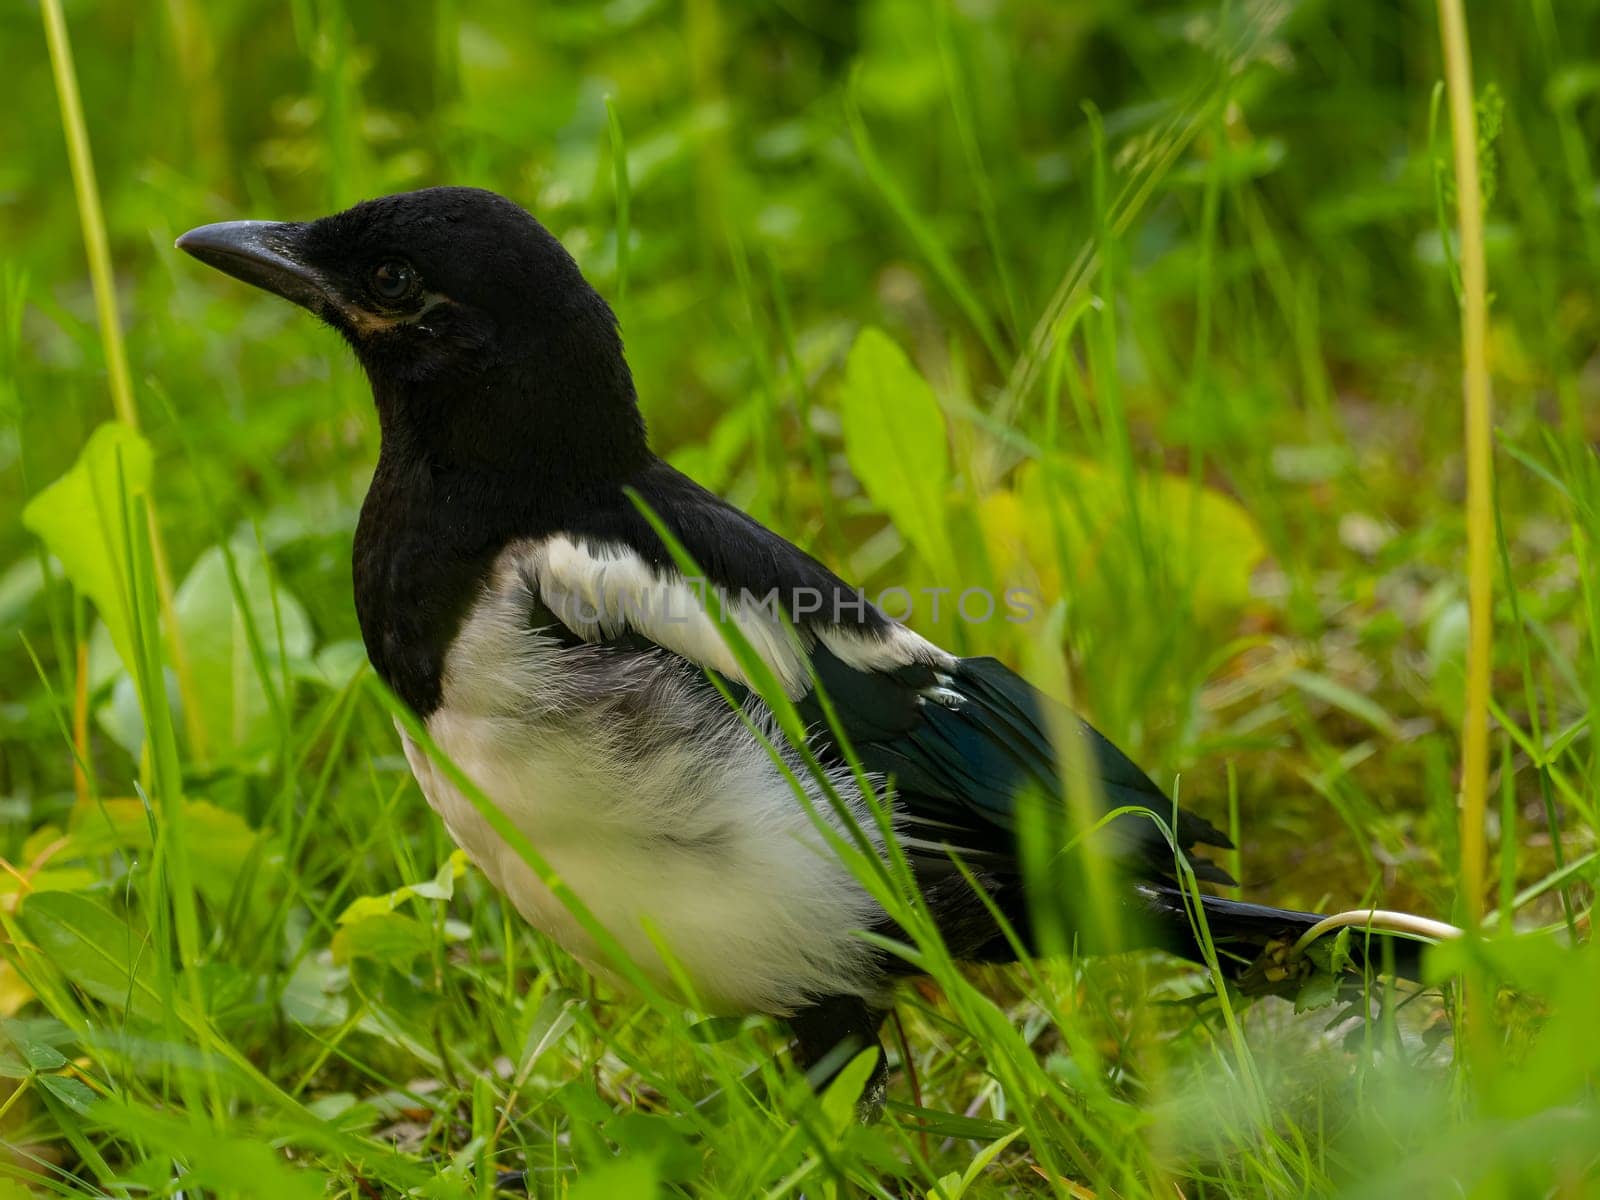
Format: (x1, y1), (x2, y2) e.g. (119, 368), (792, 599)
(787, 995), (890, 1121)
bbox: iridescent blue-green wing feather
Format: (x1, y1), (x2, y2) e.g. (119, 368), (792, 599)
(801, 651), (1233, 884)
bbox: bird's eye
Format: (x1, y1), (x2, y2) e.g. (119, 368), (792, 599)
(371, 260), (418, 301)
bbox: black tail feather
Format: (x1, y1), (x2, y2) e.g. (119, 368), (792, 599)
(1136, 885), (1427, 986)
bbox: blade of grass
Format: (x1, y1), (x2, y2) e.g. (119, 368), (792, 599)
(1436, 0), (1493, 936)
(605, 95), (631, 309)
(844, 70), (1010, 371)
(38, 0), (207, 762)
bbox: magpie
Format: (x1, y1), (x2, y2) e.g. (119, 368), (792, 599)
(176, 187), (1420, 1110)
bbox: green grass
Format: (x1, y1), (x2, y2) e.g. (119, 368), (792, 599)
(4, 0), (1600, 1195)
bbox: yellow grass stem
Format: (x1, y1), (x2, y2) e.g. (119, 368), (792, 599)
(1436, 0), (1493, 933)
(39, 0), (135, 431)
(40, 0), (209, 763)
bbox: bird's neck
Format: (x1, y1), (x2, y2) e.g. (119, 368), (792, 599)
(353, 361), (652, 716)
(369, 349), (651, 483)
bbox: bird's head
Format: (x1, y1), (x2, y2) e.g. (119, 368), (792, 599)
(178, 187), (645, 475)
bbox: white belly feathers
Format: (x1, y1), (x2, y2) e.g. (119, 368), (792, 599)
(399, 546), (894, 1016)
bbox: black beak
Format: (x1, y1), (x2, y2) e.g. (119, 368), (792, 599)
(176, 220), (336, 318)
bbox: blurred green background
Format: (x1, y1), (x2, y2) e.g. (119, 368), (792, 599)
(4, 0), (1600, 1196)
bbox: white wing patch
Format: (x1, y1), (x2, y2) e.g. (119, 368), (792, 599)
(528, 534), (811, 694)
(818, 623), (953, 676)
(518, 534), (953, 698)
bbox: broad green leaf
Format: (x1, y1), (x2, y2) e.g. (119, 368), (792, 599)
(956, 1125), (1025, 1192)
(21, 423), (153, 672)
(172, 540), (313, 760)
(0, 865), (97, 911)
(306, 639), (368, 690)
(1003, 456), (1268, 626)
(69, 797), (280, 913)
(819, 1046), (881, 1135)
(518, 989), (581, 1076)
(17, 890), (163, 1024)
(337, 851), (468, 923)
(601, 1113), (700, 1182)
(37, 1072), (97, 1114)
(183, 799), (282, 912)
(1304, 926), (1354, 975)
(554, 1078), (615, 1125)
(96, 669), (164, 757)
(1293, 969), (1342, 1014)
(839, 328), (954, 568)
(196, 961), (253, 1016)
(886, 1101), (1022, 1142)
(279, 957), (349, 1029)
(568, 1154), (660, 1200)
(406, 851), (465, 901)
(0, 1018), (67, 1071)
(331, 912), (432, 968)
(926, 1124), (1024, 1199)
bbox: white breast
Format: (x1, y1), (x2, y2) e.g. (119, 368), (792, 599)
(401, 551), (893, 1016)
